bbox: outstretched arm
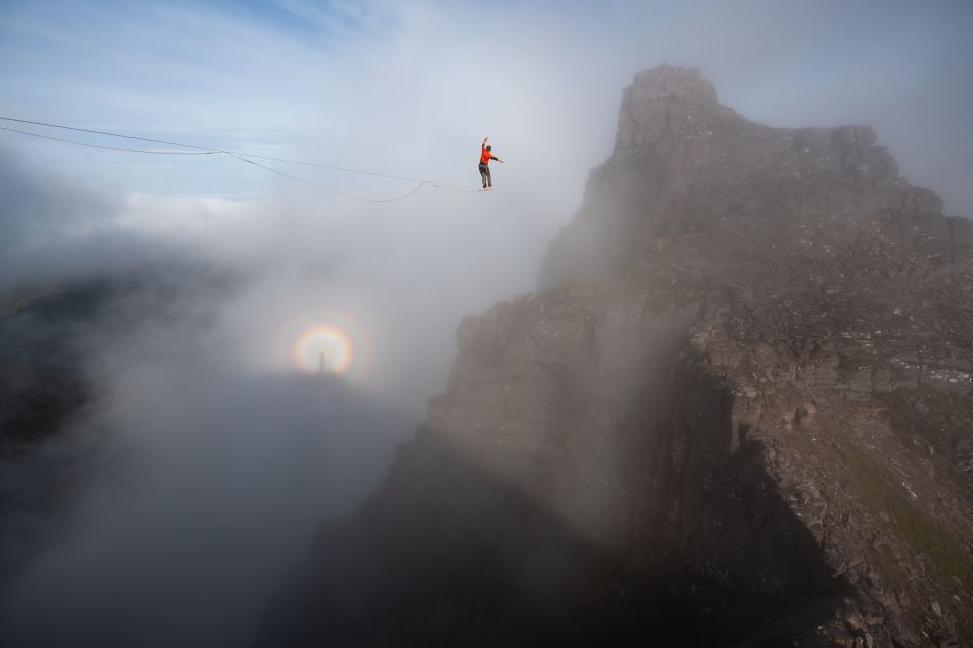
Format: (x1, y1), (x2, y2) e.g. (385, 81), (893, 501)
(482, 136), (489, 148)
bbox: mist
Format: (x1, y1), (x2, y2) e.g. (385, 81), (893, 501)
(1, 0), (972, 646)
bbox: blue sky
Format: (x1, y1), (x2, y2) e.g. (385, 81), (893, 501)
(1, 0), (971, 211)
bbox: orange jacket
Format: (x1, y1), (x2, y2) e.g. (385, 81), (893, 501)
(480, 145), (496, 165)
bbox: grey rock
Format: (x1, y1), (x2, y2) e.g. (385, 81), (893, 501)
(264, 66), (973, 648)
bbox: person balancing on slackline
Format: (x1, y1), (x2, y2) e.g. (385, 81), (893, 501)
(478, 136), (503, 190)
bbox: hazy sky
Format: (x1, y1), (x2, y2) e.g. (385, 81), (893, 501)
(1, 0), (972, 211)
(0, 0), (971, 411)
(2, 3), (972, 645)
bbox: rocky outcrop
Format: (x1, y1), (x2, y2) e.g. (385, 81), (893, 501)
(266, 66), (973, 647)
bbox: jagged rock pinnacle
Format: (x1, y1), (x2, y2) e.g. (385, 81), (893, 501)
(615, 64), (722, 151)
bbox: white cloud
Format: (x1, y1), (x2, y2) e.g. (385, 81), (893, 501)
(2, 0), (972, 407)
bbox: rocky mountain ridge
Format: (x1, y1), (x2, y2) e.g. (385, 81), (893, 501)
(265, 65), (973, 647)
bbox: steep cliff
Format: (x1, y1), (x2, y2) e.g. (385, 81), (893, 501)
(264, 66), (973, 647)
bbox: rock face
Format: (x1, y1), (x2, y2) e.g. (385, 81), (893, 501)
(264, 66), (973, 647)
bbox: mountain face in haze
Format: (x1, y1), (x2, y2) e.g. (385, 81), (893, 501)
(0, 266), (231, 585)
(0, 266), (228, 456)
(265, 66), (973, 647)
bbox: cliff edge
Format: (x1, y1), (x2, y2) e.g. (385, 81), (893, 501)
(262, 66), (973, 648)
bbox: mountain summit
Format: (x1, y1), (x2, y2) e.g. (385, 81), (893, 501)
(263, 66), (973, 647)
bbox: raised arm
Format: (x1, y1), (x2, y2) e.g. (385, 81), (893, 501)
(482, 136), (489, 148)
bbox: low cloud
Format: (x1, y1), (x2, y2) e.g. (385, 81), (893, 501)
(0, 1), (970, 646)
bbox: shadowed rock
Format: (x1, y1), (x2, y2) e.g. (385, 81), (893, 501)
(264, 66), (973, 647)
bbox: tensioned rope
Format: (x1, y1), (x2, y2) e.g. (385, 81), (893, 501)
(0, 116), (216, 151)
(0, 339), (69, 355)
(0, 125), (221, 155)
(0, 116), (484, 200)
(224, 151), (428, 203)
(0, 120), (423, 202)
(0, 119), (485, 351)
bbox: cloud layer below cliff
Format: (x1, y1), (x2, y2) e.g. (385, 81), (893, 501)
(1, 1), (971, 646)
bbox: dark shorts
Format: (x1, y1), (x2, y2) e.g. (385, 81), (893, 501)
(478, 163), (491, 187)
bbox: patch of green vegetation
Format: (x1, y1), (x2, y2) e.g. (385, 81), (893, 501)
(833, 443), (973, 642)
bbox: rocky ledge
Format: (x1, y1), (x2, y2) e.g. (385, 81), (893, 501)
(262, 66), (973, 648)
